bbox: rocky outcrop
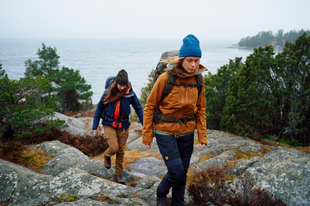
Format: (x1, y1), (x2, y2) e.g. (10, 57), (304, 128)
(231, 147), (310, 206)
(1, 113), (310, 206)
(0, 140), (161, 206)
(53, 112), (104, 136)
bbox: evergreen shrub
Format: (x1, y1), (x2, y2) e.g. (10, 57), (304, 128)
(205, 33), (310, 146)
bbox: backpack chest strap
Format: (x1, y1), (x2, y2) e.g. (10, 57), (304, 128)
(173, 81), (198, 88)
(153, 112), (196, 126)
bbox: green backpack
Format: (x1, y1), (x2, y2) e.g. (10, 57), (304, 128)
(152, 50), (203, 125)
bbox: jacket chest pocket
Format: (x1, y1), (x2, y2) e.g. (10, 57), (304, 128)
(163, 86), (198, 109)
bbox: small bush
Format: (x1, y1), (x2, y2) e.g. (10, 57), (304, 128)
(279, 137), (303, 147)
(22, 126), (108, 157)
(1, 126), (109, 171)
(187, 166), (286, 206)
(0, 141), (26, 163)
(52, 131), (108, 157)
(187, 166), (228, 205)
(247, 188), (286, 206)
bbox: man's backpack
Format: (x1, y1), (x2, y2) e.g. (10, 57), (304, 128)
(152, 50), (203, 124)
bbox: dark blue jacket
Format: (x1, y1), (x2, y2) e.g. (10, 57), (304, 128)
(92, 77), (143, 130)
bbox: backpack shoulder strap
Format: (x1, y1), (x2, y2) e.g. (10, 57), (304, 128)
(161, 71), (176, 100)
(155, 71), (176, 111)
(196, 73), (203, 96)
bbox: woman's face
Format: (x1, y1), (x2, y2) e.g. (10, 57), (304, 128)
(117, 84), (127, 91)
(181, 56), (200, 73)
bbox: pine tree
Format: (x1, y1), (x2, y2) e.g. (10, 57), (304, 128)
(50, 66), (93, 113)
(0, 62), (8, 78)
(0, 76), (60, 140)
(24, 43), (93, 113)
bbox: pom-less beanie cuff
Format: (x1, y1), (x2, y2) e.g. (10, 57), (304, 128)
(115, 69), (128, 85)
(179, 34), (202, 58)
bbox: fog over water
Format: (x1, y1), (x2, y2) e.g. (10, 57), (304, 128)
(0, 38), (254, 102)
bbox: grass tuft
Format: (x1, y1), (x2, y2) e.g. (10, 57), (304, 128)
(20, 149), (53, 172)
(0, 141), (53, 172)
(90, 195), (119, 204)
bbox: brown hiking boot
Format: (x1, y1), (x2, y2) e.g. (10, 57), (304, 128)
(114, 174), (125, 184)
(104, 155), (111, 169)
(157, 196), (168, 206)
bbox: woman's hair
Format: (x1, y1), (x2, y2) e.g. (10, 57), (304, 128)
(104, 82), (128, 104)
(164, 56), (199, 78)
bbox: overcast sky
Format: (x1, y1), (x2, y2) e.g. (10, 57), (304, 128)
(0, 0), (309, 41)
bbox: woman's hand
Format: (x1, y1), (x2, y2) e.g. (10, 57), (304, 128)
(146, 143), (152, 149)
(199, 143), (206, 148)
(92, 129), (98, 135)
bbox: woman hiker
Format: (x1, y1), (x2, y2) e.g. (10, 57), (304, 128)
(93, 69), (143, 184)
(142, 34), (208, 206)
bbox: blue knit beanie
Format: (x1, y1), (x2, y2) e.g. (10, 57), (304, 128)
(179, 34), (202, 58)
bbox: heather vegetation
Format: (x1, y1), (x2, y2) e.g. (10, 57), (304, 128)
(186, 167), (285, 206)
(0, 125), (108, 171)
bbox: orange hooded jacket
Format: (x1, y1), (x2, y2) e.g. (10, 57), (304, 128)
(142, 65), (208, 145)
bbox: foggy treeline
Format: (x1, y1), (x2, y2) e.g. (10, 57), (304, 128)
(238, 29), (310, 48)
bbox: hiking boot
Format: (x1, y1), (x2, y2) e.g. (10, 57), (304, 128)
(114, 174), (125, 184)
(157, 196), (168, 206)
(104, 155), (111, 169)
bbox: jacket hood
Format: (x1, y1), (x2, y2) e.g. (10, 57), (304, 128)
(168, 64), (207, 78)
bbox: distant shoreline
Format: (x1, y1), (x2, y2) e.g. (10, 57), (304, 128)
(227, 44), (283, 52)
(227, 44), (250, 50)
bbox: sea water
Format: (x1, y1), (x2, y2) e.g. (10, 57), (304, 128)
(0, 38), (253, 103)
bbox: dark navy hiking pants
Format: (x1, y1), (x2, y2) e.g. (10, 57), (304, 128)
(155, 131), (194, 206)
